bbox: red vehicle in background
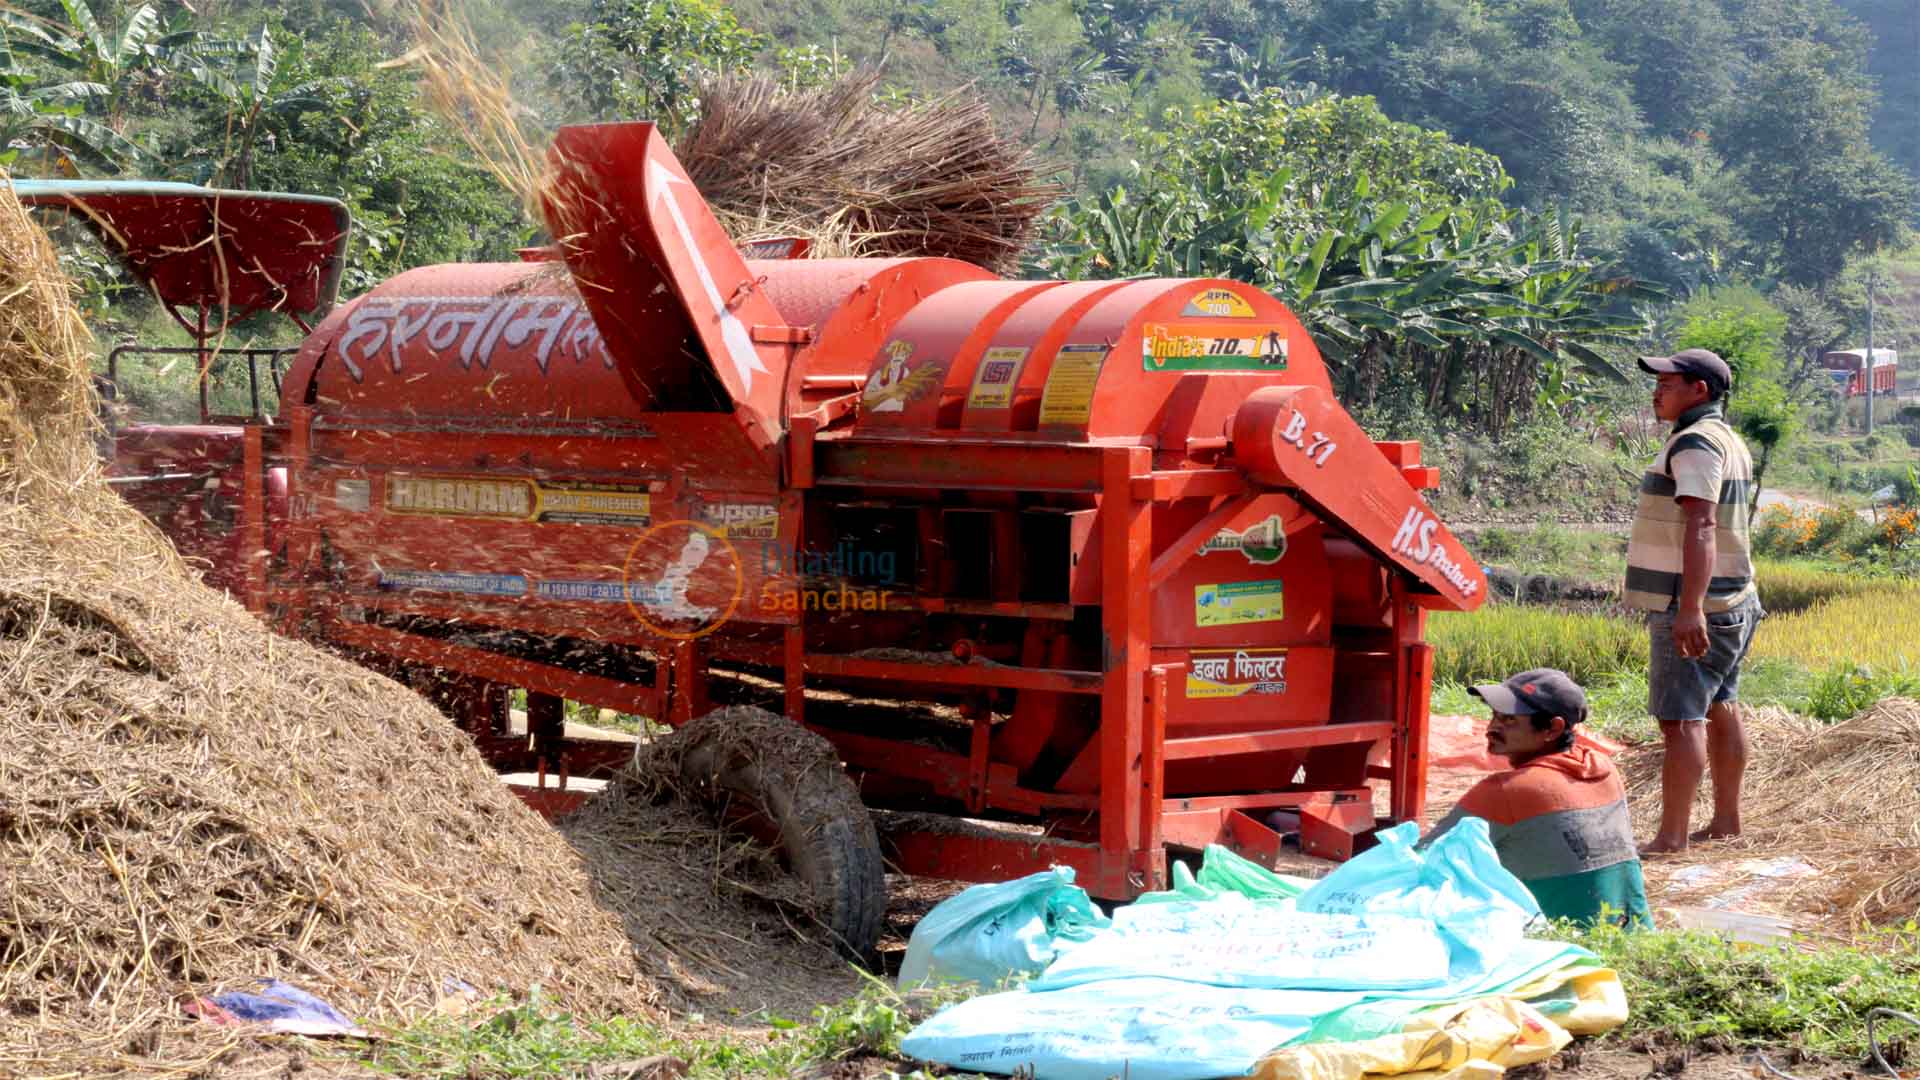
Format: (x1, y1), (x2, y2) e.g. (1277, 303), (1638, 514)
(1822, 348), (1899, 397)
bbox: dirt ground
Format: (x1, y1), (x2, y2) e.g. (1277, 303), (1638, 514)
(790, 1039), (1870, 1080)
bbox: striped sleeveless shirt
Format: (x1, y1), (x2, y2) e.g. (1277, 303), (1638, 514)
(1624, 402), (1756, 613)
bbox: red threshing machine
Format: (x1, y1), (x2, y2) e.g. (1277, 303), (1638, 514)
(35, 122), (1487, 957)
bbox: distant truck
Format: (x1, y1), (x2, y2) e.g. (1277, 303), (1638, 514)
(1821, 348), (1898, 397)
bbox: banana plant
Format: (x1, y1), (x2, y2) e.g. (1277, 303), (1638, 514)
(172, 27), (331, 188)
(0, 12), (137, 171)
(27, 1), (197, 133)
(1027, 98), (1661, 435)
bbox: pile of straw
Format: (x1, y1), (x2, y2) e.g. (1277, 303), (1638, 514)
(1622, 699), (1920, 924)
(673, 72), (1056, 272)
(561, 718), (860, 1019)
(0, 179), (654, 1073)
(407, 0), (1053, 272)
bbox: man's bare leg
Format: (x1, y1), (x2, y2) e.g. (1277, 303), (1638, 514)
(1643, 719), (1706, 854)
(1690, 699), (1747, 841)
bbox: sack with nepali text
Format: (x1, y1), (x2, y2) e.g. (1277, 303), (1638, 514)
(1300, 819), (1539, 980)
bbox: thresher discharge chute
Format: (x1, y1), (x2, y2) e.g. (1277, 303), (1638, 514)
(71, 122), (1486, 959)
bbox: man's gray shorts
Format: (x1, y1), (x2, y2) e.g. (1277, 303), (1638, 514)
(1647, 593), (1764, 723)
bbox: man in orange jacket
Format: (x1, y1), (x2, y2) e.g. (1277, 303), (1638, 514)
(1425, 668), (1651, 927)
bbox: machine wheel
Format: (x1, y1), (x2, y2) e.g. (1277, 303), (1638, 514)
(673, 706), (886, 962)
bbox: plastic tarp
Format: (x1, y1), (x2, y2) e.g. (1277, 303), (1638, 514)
(900, 822), (1619, 1080)
(1133, 844), (1315, 905)
(1427, 714), (1623, 773)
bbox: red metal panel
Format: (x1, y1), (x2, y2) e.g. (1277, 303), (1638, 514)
(766, 258), (996, 419)
(1149, 510), (1332, 650)
(882, 831), (1118, 897)
(814, 438), (1105, 493)
(308, 263), (646, 421)
(1232, 384), (1486, 611)
(1099, 446), (1159, 890)
(1163, 721), (1393, 760)
(543, 122), (791, 450)
(15, 183), (349, 316)
(325, 619), (663, 715)
(855, 280), (1061, 430)
(804, 653), (1104, 694)
(1396, 642), (1435, 823)
(242, 425), (266, 613)
(511, 784), (594, 819)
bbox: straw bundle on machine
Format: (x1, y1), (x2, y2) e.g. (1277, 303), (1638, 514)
(1621, 699), (1920, 925)
(406, 5), (1054, 274)
(0, 178), (655, 1075)
(673, 71), (1057, 272)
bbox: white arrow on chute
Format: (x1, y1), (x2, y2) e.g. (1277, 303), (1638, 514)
(647, 157), (768, 394)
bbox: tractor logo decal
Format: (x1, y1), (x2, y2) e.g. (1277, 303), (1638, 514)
(1199, 514), (1288, 565)
(862, 340), (940, 413)
(335, 295), (610, 383)
(1142, 322), (1288, 372)
(1180, 287), (1256, 319)
(1187, 648), (1289, 699)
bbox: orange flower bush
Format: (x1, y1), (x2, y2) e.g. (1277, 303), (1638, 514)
(1882, 505), (1919, 551)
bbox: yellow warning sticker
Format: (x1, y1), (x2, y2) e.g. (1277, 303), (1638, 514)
(968, 346), (1028, 409)
(1038, 344), (1108, 426)
(1181, 287), (1257, 319)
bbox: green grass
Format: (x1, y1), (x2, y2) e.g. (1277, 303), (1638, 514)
(1768, 424), (1920, 502)
(1432, 658), (1820, 746)
(1551, 922), (1920, 1060)
(341, 931), (1920, 1077)
(353, 977), (959, 1079)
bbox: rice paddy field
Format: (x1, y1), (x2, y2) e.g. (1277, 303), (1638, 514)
(1428, 557), (1920, 738)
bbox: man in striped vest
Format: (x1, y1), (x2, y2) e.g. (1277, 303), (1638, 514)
(1626, 348), (1764, 855)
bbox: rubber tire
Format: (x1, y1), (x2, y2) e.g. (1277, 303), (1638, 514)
(676, 710), (886, 963)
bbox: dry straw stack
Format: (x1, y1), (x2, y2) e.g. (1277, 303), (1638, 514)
(1623, 699), (1920, 924)
(0, 179), (654, 1075)
(676, 71), (1056, 272)
(408, 0), (1053, 271)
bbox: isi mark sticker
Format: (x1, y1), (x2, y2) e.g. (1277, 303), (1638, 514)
(967, 346), (1029, 409)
